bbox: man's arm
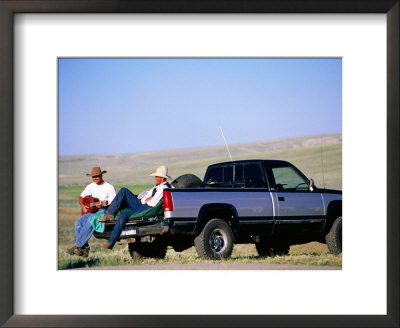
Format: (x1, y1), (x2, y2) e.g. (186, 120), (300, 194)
(79, 196), (89, 213)
(145, 186), (166, 208)
(138, 188), (153, 205)
(138, 188), (152, 200)
(105, 183), (117, 204)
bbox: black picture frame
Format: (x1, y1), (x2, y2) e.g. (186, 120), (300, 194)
(0, 1), (398, 327)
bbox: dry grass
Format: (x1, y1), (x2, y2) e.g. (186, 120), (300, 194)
(290, 242), (330, 255)
(59, 208), (80, 226)
(58, 243), (342, 270)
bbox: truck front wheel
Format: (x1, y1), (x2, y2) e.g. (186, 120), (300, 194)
(194, 219), (234, 260)
(325, 216), (342, 255)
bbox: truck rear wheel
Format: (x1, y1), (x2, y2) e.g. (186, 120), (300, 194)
(325, 216), (342, 255)
(194, 219), (234, 260)
(128, 238), (168, 260)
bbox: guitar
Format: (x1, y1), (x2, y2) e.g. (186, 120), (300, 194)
(81, 196), (100, 215)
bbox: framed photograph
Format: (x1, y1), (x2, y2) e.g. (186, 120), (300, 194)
(1, 1), (398, 327)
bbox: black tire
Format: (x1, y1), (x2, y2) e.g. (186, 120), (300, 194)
(128, 238), (168, 260)
(171, 174), (203, 188)
(256, 238), (290, 257)
(325, 216), (342, 255)
(194, 219), (234, 260)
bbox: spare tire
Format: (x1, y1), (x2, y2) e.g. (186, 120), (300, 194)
(171, 174), (203, 188)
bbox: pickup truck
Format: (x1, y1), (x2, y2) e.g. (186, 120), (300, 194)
(94, 159), (342, 260)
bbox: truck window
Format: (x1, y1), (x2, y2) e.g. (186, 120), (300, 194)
(205, 165), (234, 186)
(271, 166), (308, 190)
(234, 164), (244, 183)
(206, 166), (222, 185)
(223, 165), (233, 185)
(244, 164), (264, 188)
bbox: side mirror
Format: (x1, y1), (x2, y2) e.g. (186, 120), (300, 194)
(309, 178), (316, 192)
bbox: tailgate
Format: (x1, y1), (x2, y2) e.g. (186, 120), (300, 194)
(93, 216), (170, 239)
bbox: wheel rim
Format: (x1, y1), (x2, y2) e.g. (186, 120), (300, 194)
(208, 228), (227, 254)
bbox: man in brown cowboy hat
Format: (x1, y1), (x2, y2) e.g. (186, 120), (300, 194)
(66, 167), (116, 257)
(100, 165), (172, 250)
(79, 167), (115, 214)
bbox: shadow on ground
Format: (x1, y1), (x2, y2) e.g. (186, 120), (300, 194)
(60, 258), (101, 269)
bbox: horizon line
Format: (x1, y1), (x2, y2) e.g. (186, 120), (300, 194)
(59, 132), (342, 158)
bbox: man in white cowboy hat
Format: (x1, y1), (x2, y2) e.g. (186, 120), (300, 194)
(100, 165), (172, 250)
(66, 167), (116, 257)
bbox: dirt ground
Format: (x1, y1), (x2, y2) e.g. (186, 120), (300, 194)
(73, 263), (341, 270)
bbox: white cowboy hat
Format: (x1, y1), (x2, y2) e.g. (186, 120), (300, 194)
(149, 165), (172, 180)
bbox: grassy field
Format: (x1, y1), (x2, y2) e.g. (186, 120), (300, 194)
(58, 237), (342, 270)
(58, 135), (342, 269)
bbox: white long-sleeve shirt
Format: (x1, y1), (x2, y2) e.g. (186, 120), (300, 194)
(137, 181), (172, 207)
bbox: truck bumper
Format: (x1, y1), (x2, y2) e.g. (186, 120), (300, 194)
(93, 217), (170, 240)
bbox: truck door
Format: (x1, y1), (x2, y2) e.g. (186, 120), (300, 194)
(265, 163), (325, 235)
(204, 162), (274, 235)
(235, 163), (274, 235)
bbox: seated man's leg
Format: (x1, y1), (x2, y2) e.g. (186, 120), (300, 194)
(105, 209), (136, 247)
(75, 209), (105, 248)
(66, 213), (95, 256)
(74, 213), (94, 247)
(101, 205), (148, 249)
(107, 187), (143, 215)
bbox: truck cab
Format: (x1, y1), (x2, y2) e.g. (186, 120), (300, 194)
(202, 160), (330, 235)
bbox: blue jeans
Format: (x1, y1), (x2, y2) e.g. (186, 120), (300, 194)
(107, 187), (148, 245)
(74, 208), (105, 248)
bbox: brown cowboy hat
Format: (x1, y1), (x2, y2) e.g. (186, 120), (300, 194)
(86, 167), (107, 177)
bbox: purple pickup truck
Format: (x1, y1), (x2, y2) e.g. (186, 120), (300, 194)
(94, 159), (342, 260)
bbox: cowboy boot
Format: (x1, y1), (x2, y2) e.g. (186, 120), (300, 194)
(65, 246), (79, 255)
(98, 214), (115, 222)
(100, 241), (113, 249)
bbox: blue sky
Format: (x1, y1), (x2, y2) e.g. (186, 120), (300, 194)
(58, 58), (341, 156)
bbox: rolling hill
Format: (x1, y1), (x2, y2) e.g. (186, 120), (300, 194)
(59, 133), (342, 190)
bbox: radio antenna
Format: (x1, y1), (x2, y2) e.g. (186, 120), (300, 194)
(219, 126), (233, 161)
(320, 135), (326, 189)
